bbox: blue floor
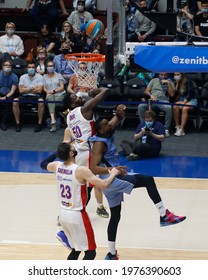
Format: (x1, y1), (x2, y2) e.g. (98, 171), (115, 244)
(0, 150), (207, 178)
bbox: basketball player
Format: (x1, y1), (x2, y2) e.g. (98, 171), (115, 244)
(63, 87), (110, 218)
(40, 142), (118, 260)
(89, 107), (186, 260)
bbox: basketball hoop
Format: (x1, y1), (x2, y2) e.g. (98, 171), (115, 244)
(65, 53), (105, 89)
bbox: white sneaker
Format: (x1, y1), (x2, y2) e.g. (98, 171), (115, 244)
(165, 129), (170, 137)
(174, 128), (185, 137)
(175, 126), (181, 134)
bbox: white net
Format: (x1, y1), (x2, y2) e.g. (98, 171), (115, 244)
(67, 59), (101, 89)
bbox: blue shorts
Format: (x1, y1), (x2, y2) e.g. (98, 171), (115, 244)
(101, 174), (136, 208)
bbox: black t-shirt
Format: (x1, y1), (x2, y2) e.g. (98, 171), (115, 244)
(194, 13), (208, 37)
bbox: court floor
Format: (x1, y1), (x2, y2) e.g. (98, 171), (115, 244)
(0, 172), (208, 260)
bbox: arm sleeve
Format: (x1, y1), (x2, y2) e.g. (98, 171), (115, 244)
(40, 152), (57, 170)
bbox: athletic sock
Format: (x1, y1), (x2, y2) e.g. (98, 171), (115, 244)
(108, 241), (116, 255)
(155, 201), (166, 217)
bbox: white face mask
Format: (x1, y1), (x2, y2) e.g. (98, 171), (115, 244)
(174, 75), (181, 81)
(77, 5), (84, 12)
(3, 67), (12, 73)
(6, 28), (15, 35)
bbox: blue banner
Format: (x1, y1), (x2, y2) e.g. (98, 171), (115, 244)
(134, 45), (208, 72)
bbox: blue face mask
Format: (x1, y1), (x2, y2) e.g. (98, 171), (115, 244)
(28, 68), (36, 75)
(201, 8), (208, 13)
(145, 121), (153, 128)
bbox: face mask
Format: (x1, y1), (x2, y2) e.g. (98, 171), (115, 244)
(201, 8), (208, 13)
(78, 70), (87, 76)
(28, 68), (36, 75)
(38, 54), (46, 60)
(62, 49), (69, 55)
(145, 121), (153, 128)
(47, 66), (55, 73)
(174, 75), (181, 81)
(77, 5), (84, 12)
(6, 28), (15, 35)
(3, 67), (12, 73)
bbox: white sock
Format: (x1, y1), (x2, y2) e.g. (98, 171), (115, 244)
(97, 203), (103, 208)
(155, 201), (166, 217)
(108, 241), (116, 255)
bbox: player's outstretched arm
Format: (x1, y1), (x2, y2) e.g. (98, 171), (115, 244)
(76, 166), (118, 189)
(40, 153), (59, 173)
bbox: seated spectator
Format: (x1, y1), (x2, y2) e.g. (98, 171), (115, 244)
(146, 0), (159, 11)
(177, 0), (201, 16)
(35, 45), (48, 75)
(121, 110), (165, 160)
(23, 0), (69, 31)
(43, 60), (66, 132)
(0, 60), (18, 131)
(134, 0), (157, 42)
(194, 0), (208, 39)
(89, 48), (105, 85)
(138, 72), (175, 137)
(67, 0), (93, 37)
(53, 42), (76, 83)
(82, 34), (101, 53)
(0, 22), (24, 64)
(173, 72), (198, 136)
(13, 62), (44, 132)
(67, 61), (94, 101)
(125, 0), (138, 42)
(37, 24), (58, 57)
(73, 0), (96, 15)
(58, 20), (83, 52)
(175, 0), (194, 42)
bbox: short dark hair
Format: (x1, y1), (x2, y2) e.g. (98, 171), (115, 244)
(2, 60), (12, 67)
(94, 117), (108, 134)
(57, 142), (70, 161)
(144, 110), (156, 119)
(63, 94), (73, 110)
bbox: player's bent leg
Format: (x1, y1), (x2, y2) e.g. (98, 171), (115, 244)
(95, 187), (109, 218)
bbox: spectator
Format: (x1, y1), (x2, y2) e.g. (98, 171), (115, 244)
(177, 0), (201, 15)
(175, 0), (194, 42)
(138, 72), (175, 137)
(23, 0), (69, 31)
(37, 24), (58, 57)
(81, 33), (101, 53)
(35, 45), (48, 75)
(58, 20), (83, 52)
(125, 0), (138, 42)
(173, 72), (198, 136)
(146, 0), (159, 11)
(53, 41), (76, 83)
(194, 0), (208, 38)
(43, 60), (66, 132)
(67, 61), (96, 101)
(67, 0), (93, 37)
(0, 60), (18, 131)
(134, 0), (157, 42)
(13, 62), (44, 132)
(73, 0), (96, 15)
(120, 110), (165, 161)
(0, 22), (24, 64)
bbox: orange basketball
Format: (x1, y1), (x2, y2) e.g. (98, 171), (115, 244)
(85, 19), (104, 38)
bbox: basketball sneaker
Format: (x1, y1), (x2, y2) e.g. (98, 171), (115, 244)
(160, 209), (186, 227)
(97, 206), (109, 218)
(104, 251), (119, 260)
(56, 230), (71, 250)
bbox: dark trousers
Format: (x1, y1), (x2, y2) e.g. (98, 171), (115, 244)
(29, 5), (58, 30)
(120, 139), (160, 158)
(0, 96), (13, 125)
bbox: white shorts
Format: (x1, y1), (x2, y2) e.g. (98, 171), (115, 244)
(59, 208), (96, 251)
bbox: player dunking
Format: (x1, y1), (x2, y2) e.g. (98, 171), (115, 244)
(40, 142), (118, 260)
(62, 87), (110, 218)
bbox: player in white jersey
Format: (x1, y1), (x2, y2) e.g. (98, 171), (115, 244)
(40, 142), (118, 260)
(63, 87), (110, 218)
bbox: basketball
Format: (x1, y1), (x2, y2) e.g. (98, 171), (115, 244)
(85, 19), (104, 38)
